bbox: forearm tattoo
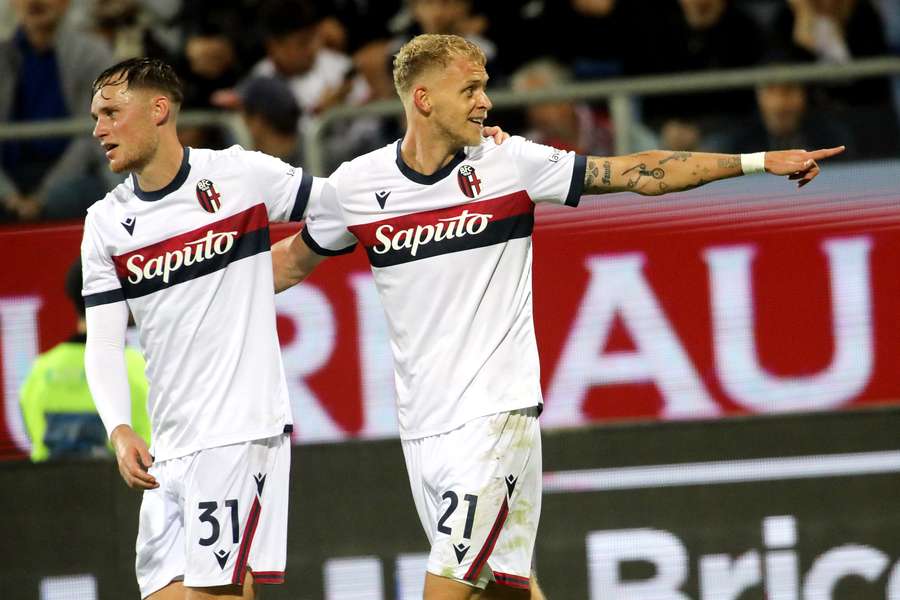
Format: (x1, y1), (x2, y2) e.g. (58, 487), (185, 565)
(717, 156), (741, 169)
(583, 160), (599, 188)
(622, 162), (665, 190)
(659, 151), (692, 164)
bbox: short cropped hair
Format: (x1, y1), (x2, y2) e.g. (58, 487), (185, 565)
(392, 34), (486, 98)
(92, 57), (184, 105)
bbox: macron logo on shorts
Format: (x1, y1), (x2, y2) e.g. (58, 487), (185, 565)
(112, 204), (270, 298)
(348, 191), (534, 268)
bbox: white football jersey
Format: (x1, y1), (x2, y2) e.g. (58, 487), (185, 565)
(303, 137), (586, 439)
(81, 146), (324, 461)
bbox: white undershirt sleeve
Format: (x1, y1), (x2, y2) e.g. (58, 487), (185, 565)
(85, 301), (133, 437)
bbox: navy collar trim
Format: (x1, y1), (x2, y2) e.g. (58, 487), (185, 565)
(132, 147), (191, 202)
(395, 140), (466, 185)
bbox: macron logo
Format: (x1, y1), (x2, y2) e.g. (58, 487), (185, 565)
(375, 191), (391, 209)
(121, 216), (136, 236)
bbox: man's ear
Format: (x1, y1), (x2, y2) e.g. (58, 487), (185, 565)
(152, 95), (172, 126)
(412, 85), (431, 115)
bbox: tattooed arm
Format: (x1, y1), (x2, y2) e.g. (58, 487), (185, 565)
(583, 147), (845, 196)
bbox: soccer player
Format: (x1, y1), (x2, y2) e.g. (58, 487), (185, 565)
(272, 34), (845, 599)
(81, 56), (508, 600)
(82, 57), (309, 600)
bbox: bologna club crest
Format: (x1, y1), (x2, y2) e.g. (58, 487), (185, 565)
(196, 179), (222, 213)
(457, 165), (482, 198)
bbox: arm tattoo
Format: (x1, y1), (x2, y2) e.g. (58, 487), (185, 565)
(622, 163), (665, 189)
(659, 151), (692, 165)
(585, 160), (601, 188)
(717, 156), (741, 169)
(602, 160), (611, 185)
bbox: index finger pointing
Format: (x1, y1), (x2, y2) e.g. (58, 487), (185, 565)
(807, 146), (846, 160)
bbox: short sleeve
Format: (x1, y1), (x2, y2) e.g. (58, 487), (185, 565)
(242, 150), (317, 222)
(508, 136), (587, 207)
(301, 167), (358, 256)
(81, 212), (125, 307)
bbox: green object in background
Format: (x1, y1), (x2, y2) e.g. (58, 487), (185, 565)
(18, 338), (150, 462)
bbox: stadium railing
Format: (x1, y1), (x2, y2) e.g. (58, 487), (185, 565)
(0, 57), (898, 176)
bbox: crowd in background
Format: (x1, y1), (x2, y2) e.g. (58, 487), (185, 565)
(1, 0), (899, 224)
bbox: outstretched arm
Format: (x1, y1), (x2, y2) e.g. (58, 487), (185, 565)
(583, 147), (846, 196)
(272, 231), (328, 293)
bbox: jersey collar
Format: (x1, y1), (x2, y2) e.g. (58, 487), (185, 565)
(131, 147), (191, 202)
(395, 140), (466, 185)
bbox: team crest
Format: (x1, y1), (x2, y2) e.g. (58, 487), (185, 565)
(195, 179), (222, 213)
(457, 165), (482, 198)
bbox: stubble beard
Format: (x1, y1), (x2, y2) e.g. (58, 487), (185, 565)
(109, 137), (156, 175)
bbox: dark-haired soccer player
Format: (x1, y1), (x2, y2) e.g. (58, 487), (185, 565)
(272, 33), (844, 600)
(83, 57), (305, 600)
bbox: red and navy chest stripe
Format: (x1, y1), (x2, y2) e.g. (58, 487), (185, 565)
(111, 204), (270, 299)
(348, 191), (534, 268)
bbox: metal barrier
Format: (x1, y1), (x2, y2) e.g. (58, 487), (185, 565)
(1, 57), (899, 176)
(0, 109), (253, 148)
(304, 56), (900, 175)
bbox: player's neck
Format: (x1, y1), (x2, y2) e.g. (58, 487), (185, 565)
(400, 129), (461, 176)
(135, 140), (184, 192)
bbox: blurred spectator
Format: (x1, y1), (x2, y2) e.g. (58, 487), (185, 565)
(235, 0), (385, 168)
(176, 0), (264, 68)
(713, 80), (856, 158)
(169, 16), (248, 152)
(642, 0), (764, 151)
(238, 76), (303, 164)
(530, 0), (651, 80)
(771, 0), (893, 107)
(176, 18), (244, 109)
(315, 0), (402, 54)
(89, 0), (174, 60)
(250, 0), (369, 121)
(19, 259), (150, 462)
(0, 0), (117, 222)
(511, 59), (656, 156)
(771, 0), (900, 156)
(357, 0), (497, 101)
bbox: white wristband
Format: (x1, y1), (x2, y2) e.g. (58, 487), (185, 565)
(740, 152), (766, 175)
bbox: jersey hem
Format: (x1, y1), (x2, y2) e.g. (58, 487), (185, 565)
(150, 423), (292, 462)
(398, 401), (542, 440)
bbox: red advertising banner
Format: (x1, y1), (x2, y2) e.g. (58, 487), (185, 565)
(2, 172), (899, 459)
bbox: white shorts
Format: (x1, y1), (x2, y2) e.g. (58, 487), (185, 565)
(401, 407), (541, 591)
(135, 433), (291, 598)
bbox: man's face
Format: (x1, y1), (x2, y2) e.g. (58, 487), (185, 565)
(757, 83), (807, 137)
(422, 57), (492, 147)
(412, 0), (470, 34)
(266, 28), (319, 77)
(12, 0), (69, 32)
(91, 81), (160, 174)
(678, 0), (726, 30)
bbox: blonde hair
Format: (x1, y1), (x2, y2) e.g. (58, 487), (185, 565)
(392, 34), (486, 98)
